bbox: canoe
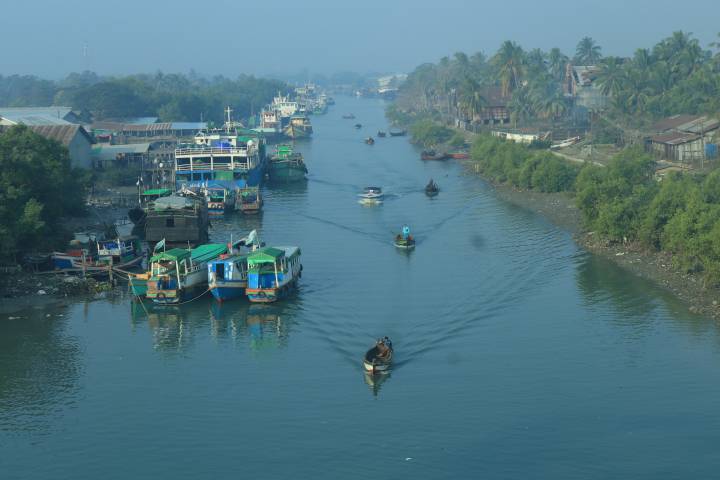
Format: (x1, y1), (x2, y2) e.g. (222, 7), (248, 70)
(389, 129), (407, 137)
(363, 344), (393, 373)
(377, 131), (387, 137)
(365, 137), (375, 145)
(448, 152), (470, 159)
(421, 151), (449, 161)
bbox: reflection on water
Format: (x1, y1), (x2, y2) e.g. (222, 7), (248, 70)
(0, 305), (81, 433)
(131, 298), (291, 353)
(363, 371), (391, 397)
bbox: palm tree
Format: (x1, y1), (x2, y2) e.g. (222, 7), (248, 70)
(595, 57), (626, 97)
(492, 41), (526, 97)
(526, 48), (547, 76)
(457, 76), (487, 122)
(509, 88), (534, 126)
(548, 48), (569, 80)
(575, 37), (602, 65)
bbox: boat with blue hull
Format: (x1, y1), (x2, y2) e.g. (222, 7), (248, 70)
(208, 231), (261, 302)
(174, 107), (267, 191)
(245, 246), (302, 303)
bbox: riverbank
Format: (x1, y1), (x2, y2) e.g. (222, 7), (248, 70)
(463, 163), (720, 319)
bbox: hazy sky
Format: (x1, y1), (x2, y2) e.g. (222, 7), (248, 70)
(2, 0), (718, 78)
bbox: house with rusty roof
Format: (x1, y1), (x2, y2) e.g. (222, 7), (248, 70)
(563, 64), (608, 111)
(647, 114), (720, 162)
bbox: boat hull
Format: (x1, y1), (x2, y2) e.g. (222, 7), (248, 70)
(210, 283), (247, 302)
(363, 346), (393, 373)
(128, 275), (148, 297)
(246, 279), (296, 303)
(268, 164), (307, 182)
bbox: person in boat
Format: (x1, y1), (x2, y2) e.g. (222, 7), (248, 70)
(383, 336), (393, 350)
(402, 225), (411, 240)
(376, 338), (390, 359)
(426, 178), (436, 190)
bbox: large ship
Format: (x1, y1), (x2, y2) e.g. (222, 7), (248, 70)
(174, 107), (267, 191)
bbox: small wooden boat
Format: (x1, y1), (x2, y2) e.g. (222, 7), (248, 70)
(236, 187), (263, 215)
(389, 129), (407, 137)
(425, 179), (439, 197)
(342, 113), (355, 119)
(363, 337), (393, 374)
(421, 150), (449, 161)
(365, 137), (375, 145)
(448, 152), (470, 159)
(354, 123), (362, 129)
(394, 225), (415, 249)
(377, 131), (387, 137)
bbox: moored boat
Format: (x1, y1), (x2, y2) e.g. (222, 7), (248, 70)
(236, 187), (263, 215)
(268, 144), (308, 182)
(144, 194), (209, 247)
(208, 231), (261, 302)
(363, 337), (393, 374)
(421, 150), (449, 161)
(203, 185), (236, 215)
(283, 115), (313, 139)
(145, 243), (228, 305)
(394, 225), (415, 249)
(389, 129), (407, 137)
(377, 131), (387, 137)
(448, 152), (470, 159)
(96, 235), (143, 268)
(245, 246), (302, 303)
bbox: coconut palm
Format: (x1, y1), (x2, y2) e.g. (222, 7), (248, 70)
(548, 48), (569, 80)
(575, 37), (602, 65)
(492, 41), (526, 97)
(509, 88), (535, 126)
(595, 57), (626, 97)
(457, 76), (487, 122)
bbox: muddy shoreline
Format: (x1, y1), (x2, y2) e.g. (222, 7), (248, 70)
(463, 164), (720, 319)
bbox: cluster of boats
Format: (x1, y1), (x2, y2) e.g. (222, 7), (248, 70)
(129, 230), (303, 306)
(255, 84), (333, 140)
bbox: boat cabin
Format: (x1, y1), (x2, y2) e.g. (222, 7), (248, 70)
(247, 247), (301, 289)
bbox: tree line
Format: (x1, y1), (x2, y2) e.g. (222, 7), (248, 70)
(470, 134), (720, 287)
(0, 71), (289, 123)
(395, 32), (720, 128)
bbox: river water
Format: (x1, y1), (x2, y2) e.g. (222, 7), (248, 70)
(3, 96), (720, 479)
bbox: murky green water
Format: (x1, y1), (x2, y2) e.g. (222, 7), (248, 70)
(3, 97), (720, 479)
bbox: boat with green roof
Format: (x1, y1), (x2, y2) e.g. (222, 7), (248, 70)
(267, 144), (308, 182)
(245, 246), (302, 303)
(145, 243), (228, 304)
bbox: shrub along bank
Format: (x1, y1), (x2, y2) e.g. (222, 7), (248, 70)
(470, 134), (720, 287)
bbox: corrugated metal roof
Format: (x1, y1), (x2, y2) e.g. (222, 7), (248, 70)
(2, 113), (73, 126)
(650, 114), (700, 133)
(171, 122), (207, 130)
(28, 125), (92, 147)
(0, 106), (72, 119)
(649, 131), (700, 145)
(91, 143), (152, 161)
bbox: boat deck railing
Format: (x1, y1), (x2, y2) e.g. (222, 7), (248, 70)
(175, 146), (252, 156)
(175, 162), (250, 171)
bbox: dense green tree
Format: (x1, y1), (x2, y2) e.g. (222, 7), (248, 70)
(0, 126), (88, 259)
